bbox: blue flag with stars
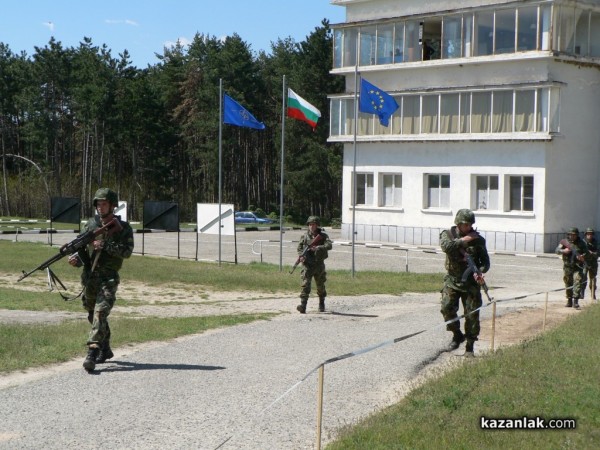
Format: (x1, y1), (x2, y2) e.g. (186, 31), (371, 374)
(223, 94), (265, 130)
(359, 78), (399, 127)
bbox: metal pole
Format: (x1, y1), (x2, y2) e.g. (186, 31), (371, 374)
(218, 79), (223, 266)
(279, 75), (286, 272)
(316, 364), (325, 450)
(351, 60), (359, 277)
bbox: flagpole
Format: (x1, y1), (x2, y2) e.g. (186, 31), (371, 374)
(351, 61), (359, 277)
(218, 78), (223, 266)
(279, 75), (286, 272)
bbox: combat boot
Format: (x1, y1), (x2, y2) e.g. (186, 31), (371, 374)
(565, 298), (573, 308)
(318, 297), (325, 313)
(591, 280), (596, 300)
(296, 299), (307, 314)
(83, 347), (99, 372)
(573, 298), (580, 309)
(95, 341), (114, 364)
(464, 340), (475, 358)
(448, 330), (465, 350)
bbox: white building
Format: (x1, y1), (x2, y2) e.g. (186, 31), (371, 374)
(329, 0), (600, 252)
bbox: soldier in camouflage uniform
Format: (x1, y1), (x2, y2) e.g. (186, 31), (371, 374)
(583, 227), (598, 300)
(440, 209), (490, 357)
(556, 227), (588, 309)
(296, 216), (333, 314)
(68, 188), (134, 372)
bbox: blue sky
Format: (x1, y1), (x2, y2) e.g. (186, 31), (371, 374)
(0, 0), (346, 68)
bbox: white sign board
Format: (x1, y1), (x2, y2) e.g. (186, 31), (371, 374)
(196, 203), (235, 236)
(115, 201), (128, 223)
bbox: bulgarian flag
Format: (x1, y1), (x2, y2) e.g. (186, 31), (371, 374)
(287, 88), (321, 130)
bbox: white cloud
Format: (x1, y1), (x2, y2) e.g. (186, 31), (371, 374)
(43, 21), (55, 32)
(105, 19), (139, 27)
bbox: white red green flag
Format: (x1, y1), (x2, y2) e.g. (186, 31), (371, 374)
(287, 88), (321, 130)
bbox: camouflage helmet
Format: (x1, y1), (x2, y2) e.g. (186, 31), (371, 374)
(454, 209), (475, 225)
(93, 188), (118, 207)
(568, 227), (580, 235)
(306, 216), (321, 225)
(586, 227), (595, 234)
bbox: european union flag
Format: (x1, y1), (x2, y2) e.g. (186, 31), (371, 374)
(359, 78), (399, 127)
(223, 94), (265, 130)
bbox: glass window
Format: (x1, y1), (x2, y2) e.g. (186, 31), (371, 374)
(591, 12), (600, 57)
(463, 13), (473, 57)
(515, 90), (535, 132)
(331, 99), (341, 136)
(333, 29), (343, 68)
(344, 28), (358, 67)
(356, 173), (374, 205)
(474, 11), (494, 56)
(472, 92), (491, 133)
(509, 175), (534, 211)
(343, 98), (354, 135)
(382, 174), (402, 207)
(540, 5), (551, 51)
(460, 92), (471, 133)
(360, 26), (377, 65)
(358, 110), (373, 135)
(394, 22), (405, 62)
(402, 96), (420, 134)
(476, 175), (499, 210)
(422, 95), (439, 133)
(558, 6), (576, 53)
(405, 20), (422, 62)
(495, 9), (516, 54)
(427, 174), (450, 208)
(574, 10), (590, 56)
(492, 90), (513, 132)
(518, 6), (538, 51)
(443, 15), (462, 59)
(377, 24), (394, 64)
(440, 93), (459, 133)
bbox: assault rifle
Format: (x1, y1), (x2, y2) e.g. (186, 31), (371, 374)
(290, 233), (325, 274)
(461, 251), (492, 303)
(17, 217), (122, 283)
(559, 239), (587, 269)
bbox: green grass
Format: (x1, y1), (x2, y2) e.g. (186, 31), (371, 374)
(1, 240), (444, 296)
(326, 304), (600, 450)
(0, 313), (275, 373)
(0, 239), (442, 373)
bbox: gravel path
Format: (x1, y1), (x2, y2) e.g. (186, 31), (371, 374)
(0, 230), (578, 449)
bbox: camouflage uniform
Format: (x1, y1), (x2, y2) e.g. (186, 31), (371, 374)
(556, 228), (588, 307)
(78, 215), (134, 346)
(72, 188), (134, 371)
(297, 216), (333, 313)
(584, 228), (598, 300)
(440, 210), (490, 349)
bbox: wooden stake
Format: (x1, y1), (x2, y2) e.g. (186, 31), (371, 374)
(543, 292), (549, 332)
(490, 302), (497, 352)
(316, 364), (325, 450)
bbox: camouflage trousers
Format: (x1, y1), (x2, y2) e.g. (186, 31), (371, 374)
(563, 266), (585, 300)
(81, 269), (120, 347)
(586, 262), (598, 291)
(440, 284), (482, 341)
(300, 262), (327, 301)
